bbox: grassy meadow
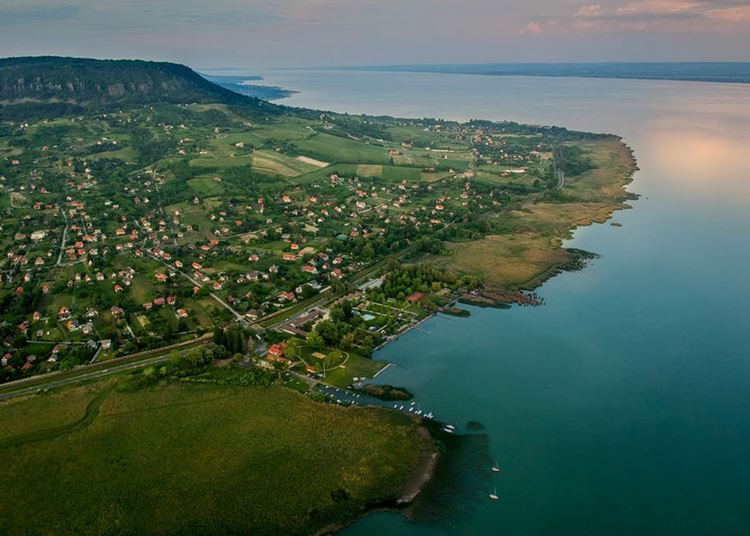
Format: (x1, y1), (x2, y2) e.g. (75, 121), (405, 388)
(439, 138), (637, 289)
(0, 382), (432, 536)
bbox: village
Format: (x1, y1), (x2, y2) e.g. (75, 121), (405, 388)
(0, 102), (581, 384)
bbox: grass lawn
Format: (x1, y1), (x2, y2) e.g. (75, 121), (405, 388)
(0, 381), (431, 536)
(323, 353), (387, 387)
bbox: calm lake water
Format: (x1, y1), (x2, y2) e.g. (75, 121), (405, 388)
(261, 70), (750, 535)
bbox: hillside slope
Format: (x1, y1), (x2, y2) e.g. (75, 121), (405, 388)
(0, 56), (277, 118)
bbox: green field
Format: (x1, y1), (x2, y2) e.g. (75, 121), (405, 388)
(0, 381), (432, 536)
(251, 149), (319, 177)
(323, 353), (388, 387)
(294, 132), (389, 164)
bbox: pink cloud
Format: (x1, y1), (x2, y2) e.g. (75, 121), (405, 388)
(522, 21), (545, 35)
(576, 4), (604, 17)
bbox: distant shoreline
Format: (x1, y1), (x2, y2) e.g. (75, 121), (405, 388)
(309, 62), (750, 85)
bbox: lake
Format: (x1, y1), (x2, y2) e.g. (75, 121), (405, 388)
(260, 70), (750, 535)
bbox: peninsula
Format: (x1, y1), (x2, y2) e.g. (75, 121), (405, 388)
(0, 56), (637, 535)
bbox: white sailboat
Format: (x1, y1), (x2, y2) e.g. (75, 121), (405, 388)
(489, 487), (499, 500)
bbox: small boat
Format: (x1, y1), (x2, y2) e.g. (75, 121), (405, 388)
(489, 487), (499, 500)
(444, 424), (455, 430)
(399, 405), (405, 410)
(441, 426), (454, 433)
(425, 412), (434, 419)
(491, 462), (500, 473)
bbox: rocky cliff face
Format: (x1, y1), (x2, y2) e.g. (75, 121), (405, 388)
(0, 56), (260, 108)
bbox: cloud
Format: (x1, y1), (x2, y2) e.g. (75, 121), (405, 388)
(535, 0), (750, 33)
(576, 4), (605, 17)
(522, 21), (546, 35)
(0, 4), (79, 25)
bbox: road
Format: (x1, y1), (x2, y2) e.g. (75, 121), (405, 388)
(56, 208), (70, 265)
(0, 334), (212, 400)
(0, 354), (173, 402)
(553, 144), (566, 191)
(149, 253), (249, 325)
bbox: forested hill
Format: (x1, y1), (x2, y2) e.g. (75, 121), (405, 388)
(0, 56), (278, 118)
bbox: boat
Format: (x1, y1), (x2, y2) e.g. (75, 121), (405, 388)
(425, 412), (434, 419)
(441, 425), (454, 433)
(491, 461), (500, 473)
(489, 487), (499, 500)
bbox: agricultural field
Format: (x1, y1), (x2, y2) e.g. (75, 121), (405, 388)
(0, 380), (432, 535)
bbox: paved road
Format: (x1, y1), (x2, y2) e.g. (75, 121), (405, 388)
(150, 253), (249, 326)
(0, 354), (173, 402)
(56, 208), (69, 266)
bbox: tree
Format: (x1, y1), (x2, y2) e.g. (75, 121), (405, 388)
(306, 331), (324, 350)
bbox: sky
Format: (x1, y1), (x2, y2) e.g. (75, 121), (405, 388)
(1, 0), (749, 70)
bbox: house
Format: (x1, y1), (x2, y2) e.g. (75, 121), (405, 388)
(268, 342), (288, 358)
(406, 291), (425, 304)
(176, 308), (188, 319)
(282, 253), (297, 262)
(302, 265), (317, 274)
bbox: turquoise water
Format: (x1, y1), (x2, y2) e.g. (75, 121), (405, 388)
(261, 71), (750, 534)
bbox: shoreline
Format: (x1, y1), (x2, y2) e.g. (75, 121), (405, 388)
(315, 424), (440, 536)
(336, 138), (641, 533)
